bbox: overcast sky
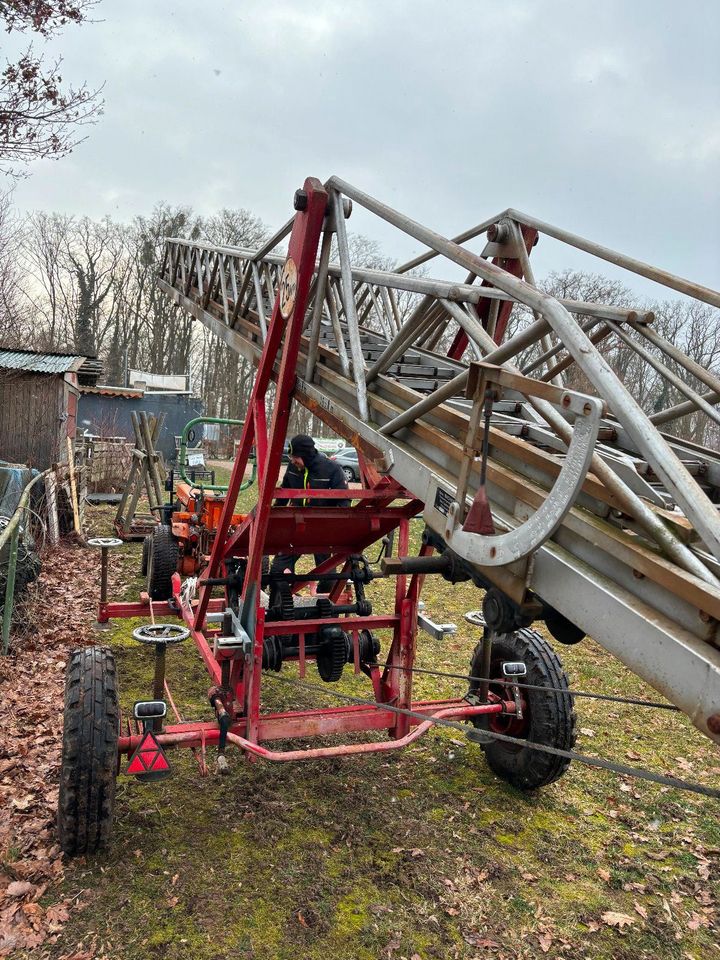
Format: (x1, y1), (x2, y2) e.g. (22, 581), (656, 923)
(5, 0), (720, 300)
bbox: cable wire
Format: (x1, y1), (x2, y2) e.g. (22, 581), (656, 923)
(378, 661), (680, 711)
(263, 671), (720, 800)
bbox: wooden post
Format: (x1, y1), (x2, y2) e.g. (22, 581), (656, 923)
(66, 436), (81, 535)
(44, 473), (60, 545)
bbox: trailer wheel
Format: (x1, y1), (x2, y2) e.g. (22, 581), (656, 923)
(141, 535), (150, 576)
(468, 628), (575, 790)
(147, 524), (178, 601)
(58, 647), (119, 856)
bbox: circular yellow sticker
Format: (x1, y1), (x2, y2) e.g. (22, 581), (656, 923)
(279, 257), (298, 319)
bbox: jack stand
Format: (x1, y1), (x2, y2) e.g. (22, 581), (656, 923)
(89, 537), (123, 630)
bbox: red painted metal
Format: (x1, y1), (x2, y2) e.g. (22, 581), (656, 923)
(101, 178), (522, 777)
(195, 177), (329, 630)
(225, 505), (417, 556)
(117, 698), (513, 755)
(447, 224), (538, 359)
(104, 598), (226, 619)
(225, 702), (487, 761)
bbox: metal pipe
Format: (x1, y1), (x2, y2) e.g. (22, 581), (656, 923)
(326, 288), (351, 377)
(225, 702), (505, 761)
(650, 389), (720, 426)
(366, 294), (436, 385)
(484, 298), (500, 340)
(332, 190), (370, 421)
(509, 220), (563, 387)
(329, 176), (720, 563)
(251, 215), (295, 263)
(522, 317), (601, 375)
(439, 299), (484, 359)
(250, 262), (268, 341)
(463, 328), (719, 585)
(379, 314), (552, 436)
(384, 286), (402, 332)
(606, 320), (720, 430)
(629, 321), (720, 398)
(540, 324), (612, 383)
(393, 213), (502, 273)
(506, 208), (720, 309)
(165, 239), (655, 324)
(178, 416), (256, 493)
(1, 469), (50, 655)
(305, 227), (334, 381)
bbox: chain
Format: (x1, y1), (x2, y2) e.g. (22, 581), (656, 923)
(264, 672), (720, 800)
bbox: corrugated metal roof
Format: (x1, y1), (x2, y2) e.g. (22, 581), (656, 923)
(79, 384), (145, 398)
(0, 349), (85, 375)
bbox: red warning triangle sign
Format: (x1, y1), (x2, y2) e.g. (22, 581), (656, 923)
(127, 731), (171, 775)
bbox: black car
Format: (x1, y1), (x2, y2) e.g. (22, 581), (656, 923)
(329, 447), (359, 483)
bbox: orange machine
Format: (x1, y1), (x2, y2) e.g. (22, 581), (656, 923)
(143, 482), (246, 599)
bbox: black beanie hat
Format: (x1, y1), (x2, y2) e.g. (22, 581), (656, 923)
(289, 434), (316, 461)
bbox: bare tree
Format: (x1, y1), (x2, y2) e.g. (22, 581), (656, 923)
(0, 1), (103, 176)
(17, 209), (74, 347)
(0, 190), (29, 344)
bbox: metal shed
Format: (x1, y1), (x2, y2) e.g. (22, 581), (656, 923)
(77, 386), (204, 462)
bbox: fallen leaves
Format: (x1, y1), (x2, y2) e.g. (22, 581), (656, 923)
(601, 910), (636, 930)
(4, 881), (34, 898)
(634, 901), (649, 920)
(0, 541), (112, 954)
(538, 930), (553, 952)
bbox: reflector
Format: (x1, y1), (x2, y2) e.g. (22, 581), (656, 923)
(127, 731), (170, 775)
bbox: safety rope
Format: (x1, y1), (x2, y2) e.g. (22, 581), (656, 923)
(263, 672), (720, 800)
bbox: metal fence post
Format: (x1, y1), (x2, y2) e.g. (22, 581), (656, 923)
(1, 522), (20, 655)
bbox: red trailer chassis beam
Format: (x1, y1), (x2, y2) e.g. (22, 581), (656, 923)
(118, 699), (514, 759)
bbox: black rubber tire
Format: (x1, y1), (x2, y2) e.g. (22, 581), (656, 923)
(342, 466), (355, 484)
(58, 647), (119, 856)
(147, 524), (178, 601)
(141, 535), (150, 577)
(468, 628), (575, 790)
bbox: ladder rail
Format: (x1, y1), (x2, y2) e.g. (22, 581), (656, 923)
(157, 179), (720, 743)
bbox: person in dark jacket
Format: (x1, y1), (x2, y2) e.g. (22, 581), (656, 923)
(270, 434), (350, 597)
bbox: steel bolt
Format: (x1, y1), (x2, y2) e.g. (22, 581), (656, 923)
(293, 189), (308, 211)
(487, 222), (510, 244)
(707, 713), (720, 735)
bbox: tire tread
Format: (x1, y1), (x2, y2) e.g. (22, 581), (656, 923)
(57, 646), (119, 855)
(469, 627), (576, 790)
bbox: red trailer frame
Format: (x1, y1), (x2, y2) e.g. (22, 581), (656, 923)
(103, 178), (516, 769)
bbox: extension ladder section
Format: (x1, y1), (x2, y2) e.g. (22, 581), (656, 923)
(157, 176), (720, 744)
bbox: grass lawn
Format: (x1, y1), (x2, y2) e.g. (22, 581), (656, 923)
(23, 486), (720, 960)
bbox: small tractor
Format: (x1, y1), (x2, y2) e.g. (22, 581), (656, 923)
(142, 416), (255, 599)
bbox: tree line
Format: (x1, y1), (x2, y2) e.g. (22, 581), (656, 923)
(0, 196), (717, 448)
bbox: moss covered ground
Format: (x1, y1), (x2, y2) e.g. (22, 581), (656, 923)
(27, 485), (720, 960)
